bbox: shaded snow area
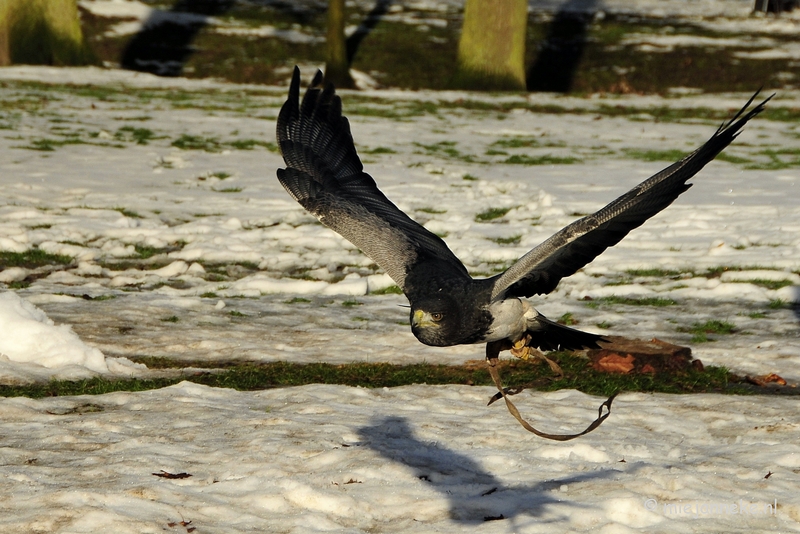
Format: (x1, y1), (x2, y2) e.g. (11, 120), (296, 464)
(1, 383), (799, 533)
(0, 66), (799, 531)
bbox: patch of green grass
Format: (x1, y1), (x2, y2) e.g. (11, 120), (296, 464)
(492, 137), (541, 149)
(172, 134), (222, 152)
(768, 299), (787, 309)
(596, 296), (678, 307)
(704, 265), (781, 277)
(0, 356), (757, 399)
(744, 279), (794, 290)
(346, 105), (408, 119)
(114, 207), (142, 219)
(624, 148), (688, 162)
(212, 187), (243, 193)
(475, 207), (512, 222)
(363, 146), (396, 154)
(114, 126), (160, 145)
(132, 245), (163, 259)
(413, 140), (475, 162)
(18, 137), (88, 151)
(227, 139), (276, 151)
(115, 115), (152, 122)
(491, 235), (522, 245)
(596, 321), (613, 329)
(462, 174), (479, 181)
(200, 292), (219, 298)
(210, 171), (231, 180)
(762, 107), (800, 123)
(160, 316), (179, 323)
(417, 207), (447, 214)
(284, 297), (311, 304)
(0, 249), (72, 268)
(746, 311), (767, 319)
(744, 149), (800, 170)
(715, 153), (752, 165)
(625, 268), (688, 277)
(558, 313), (577, 326)
(342, 299), (362, 307)
(503, 154), (580, 165)
(229, 310), (247, 317)
(371, 285), (403, 295)
(680, 320), (736, 343)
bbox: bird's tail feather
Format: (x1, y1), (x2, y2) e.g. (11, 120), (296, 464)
(528, 315), (605, 352)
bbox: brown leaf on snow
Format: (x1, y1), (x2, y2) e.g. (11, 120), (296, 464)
(593, 353), (635, 374)
(760, 374), (787, 386)
(746, 373), (788, 387)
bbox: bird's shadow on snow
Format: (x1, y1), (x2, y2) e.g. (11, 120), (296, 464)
(357, 416), (634, 526)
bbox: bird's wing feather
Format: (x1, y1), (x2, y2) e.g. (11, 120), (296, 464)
(276, 67), (469, 291)
(490, 91), (772, 301)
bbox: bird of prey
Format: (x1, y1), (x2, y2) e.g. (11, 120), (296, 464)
(276, 67), (770, 363)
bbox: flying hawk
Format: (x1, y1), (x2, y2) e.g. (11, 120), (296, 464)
(276, 67), (769, 363)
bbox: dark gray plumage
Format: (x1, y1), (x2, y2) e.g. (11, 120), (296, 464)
(276, 67), (770, 360)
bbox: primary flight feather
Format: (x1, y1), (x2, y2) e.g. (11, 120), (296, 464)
(276, 67), (770, 361)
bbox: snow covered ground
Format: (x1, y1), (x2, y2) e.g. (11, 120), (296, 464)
(1, 383), (799, 533)
(1, 63), (799, 532)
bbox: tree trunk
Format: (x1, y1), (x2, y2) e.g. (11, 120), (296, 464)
(325, 0), (355, 89)
(1, 0), (89, 66)
(451, 0), (527, 91)
(0, 0), (11, 66)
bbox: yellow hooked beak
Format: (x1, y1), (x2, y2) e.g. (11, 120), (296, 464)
(412, 310), (440, 328)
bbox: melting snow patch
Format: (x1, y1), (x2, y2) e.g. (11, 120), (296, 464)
(0, 291), (144, 383)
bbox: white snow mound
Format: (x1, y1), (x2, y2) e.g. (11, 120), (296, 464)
(0, 291), (109, 376)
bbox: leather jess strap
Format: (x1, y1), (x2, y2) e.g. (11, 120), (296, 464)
(486, 358), (617, 441)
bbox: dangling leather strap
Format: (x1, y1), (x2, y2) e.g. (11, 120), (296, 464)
(486, 358), (617, 441)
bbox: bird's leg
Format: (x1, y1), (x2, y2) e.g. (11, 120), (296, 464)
(509, 334), (564, 377)
(485, 339), (511, 363)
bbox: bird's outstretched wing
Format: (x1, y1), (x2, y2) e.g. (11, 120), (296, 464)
(276, 67), (469, 291)
(491, 91), (772, 301)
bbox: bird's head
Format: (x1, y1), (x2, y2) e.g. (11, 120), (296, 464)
(410, 296), (462, 347)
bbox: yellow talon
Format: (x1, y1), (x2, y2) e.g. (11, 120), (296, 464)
(508, 334), (564, 376)
(510, 334), (532, 359)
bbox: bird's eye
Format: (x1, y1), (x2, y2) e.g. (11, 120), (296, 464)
(431, 313), (443, 322)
